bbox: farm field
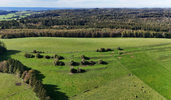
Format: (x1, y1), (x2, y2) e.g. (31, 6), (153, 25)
(0, 11), (40, 21)
(1, 37), (171, 100)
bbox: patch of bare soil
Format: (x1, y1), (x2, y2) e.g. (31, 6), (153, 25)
(131, 56), (135, 58)
(117, 57), (122, 59)
(69, 73), (74, 75)
(15, 82), (22, 86)
(82, 65), (88, 67)
(127, 53), (133, 55)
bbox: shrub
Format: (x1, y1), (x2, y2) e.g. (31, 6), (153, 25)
(36, 53), (42, 58)
(24, 53), (34, 58)
(69, 67), (77, 73)
(58, 61), (65, 66)
(81, 54), (85, 59)
(33, 50), (37, 53)
(33, 50), (44, 53)
(53, 59), (59, 66)
(53, 54), (63, 60)
(69, 60), (74, 66)
(89, 60), (95, 65)
(44, 55), (51, 59)
(80, 59), (86, 65)
(117, 47), (121, 50)
(77, 68), (82, 73)
(100, 48), (106, 52)
(96, 49), (99, 52)
(98, 59), (104, 64)
(106, 48), (112, 51)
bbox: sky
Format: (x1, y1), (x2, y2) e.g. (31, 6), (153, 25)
(0, 0), (171, 8)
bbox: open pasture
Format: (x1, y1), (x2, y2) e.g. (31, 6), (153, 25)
(1, 37), (171, 100)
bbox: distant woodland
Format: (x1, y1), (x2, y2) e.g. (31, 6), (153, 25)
(1, 8), (171, 38)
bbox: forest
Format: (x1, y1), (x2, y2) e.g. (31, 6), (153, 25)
(0, 8), (171, 31)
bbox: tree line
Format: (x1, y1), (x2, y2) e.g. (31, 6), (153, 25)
(0, 59), (50, 100)
(0, 29), (171, 39)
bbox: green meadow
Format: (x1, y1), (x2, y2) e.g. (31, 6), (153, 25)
(0, 73), (37, 100)
(0, 11), (39, 21)
(1, 37), (171, 99)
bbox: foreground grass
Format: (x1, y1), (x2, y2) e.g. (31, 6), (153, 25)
(70, 75), (166, 100)
(118, 52), (171, 99)
(0, 73), (37, 100)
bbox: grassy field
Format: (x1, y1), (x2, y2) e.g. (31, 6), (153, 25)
(0, 73), (37, 100)
(1, 37), (171, 100)
(0, 11), (40, 21)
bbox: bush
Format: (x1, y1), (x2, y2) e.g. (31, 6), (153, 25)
(24, 53), (34, 58)
(96, 49), (99, 52)
(69, 60), (74, 66)
(69, 67), (77, 73)
(106, 48), (112, 51)
(58, 61), (65, 66)
(77, 68), (82, 73)
(100, 48), (106, 52)
(80, 59), (86, 65)
(33, 50), (37, 53)
(98, 59), (104, 64)
(44, 55), (51, 59)
(117, 47), (121, 50)
(89, 60), (95, 65)
(81, 54), (85, 59)
(52, 54), (63, 60)
(36, 53), (42, 58)
(33, 50), (44, 53)
(53, 59), (59, 66)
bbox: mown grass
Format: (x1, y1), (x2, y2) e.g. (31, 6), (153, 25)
(118, 52), (171, 99)
(70, 75), (166, 100)
(1, 37), (171, 99)
(0, 73), (37, 100)
(1, 37), (171, 52)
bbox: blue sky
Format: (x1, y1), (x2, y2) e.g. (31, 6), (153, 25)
(0, 0), (171, 8)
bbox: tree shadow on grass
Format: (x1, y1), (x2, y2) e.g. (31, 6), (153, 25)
(0, 50), (69, 100)
(0, 50), (20, 61)
(44, 84), (69, 100)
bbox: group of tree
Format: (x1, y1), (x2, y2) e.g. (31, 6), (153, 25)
(1, 8), (171, 32)
(1, 29), (171, 39)
(0, 59), (50, 100)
